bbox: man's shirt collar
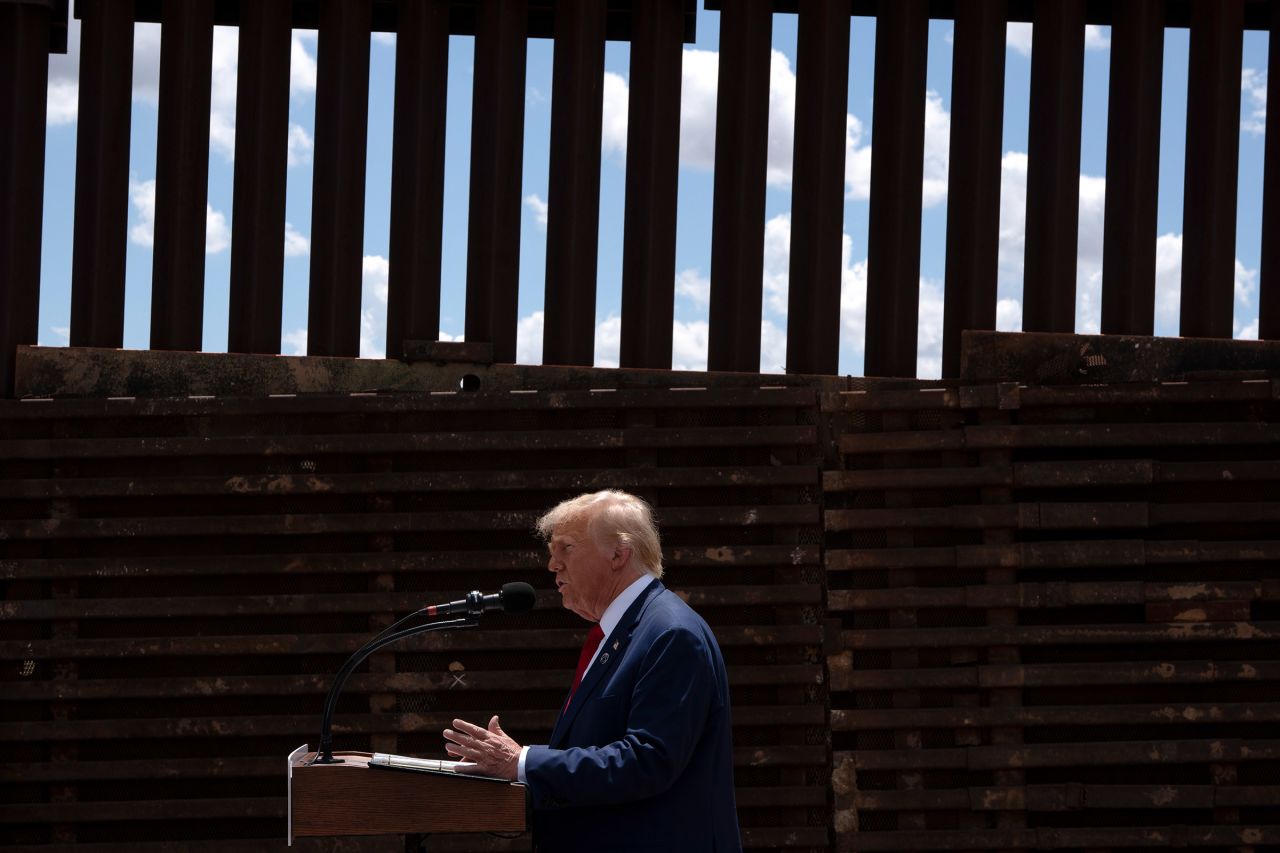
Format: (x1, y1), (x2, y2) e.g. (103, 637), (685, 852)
(598, 573), (654, 640)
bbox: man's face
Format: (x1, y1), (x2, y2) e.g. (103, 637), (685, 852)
(547, 518), (616, 622)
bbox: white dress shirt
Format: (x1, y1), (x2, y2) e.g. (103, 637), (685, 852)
(516, 574), (654, 783)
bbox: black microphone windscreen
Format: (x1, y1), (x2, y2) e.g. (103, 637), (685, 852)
(500, 582), (537, 614)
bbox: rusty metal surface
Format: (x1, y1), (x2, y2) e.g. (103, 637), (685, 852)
(619, 0), (684, 370)
(1261, 0), (1280, 340)
(384, 0), (450, 363)
(227, 0), (291, 356)
(707, 0), (772, 373)
(785, 0), (851, 377)
(960, 330), (1280, 384)
(148, 0), (214, 352)
(0, 0), (49, 399)
(863, 0), (929, 380)
(1180, 0), (1245, 339)
(11, 1), (1265, 393)
(306, 0), (373, 358)
(940, 0), (1005, 379)
(464, 0), (527, 364)
(1021, 0), (1085, 334)
(1, 383), (829, 850)
(68, 0), (132, 352)
(1100, 0), (1164, 336)
(825, 362), (1280, 849)
(542, 0), (607, 368)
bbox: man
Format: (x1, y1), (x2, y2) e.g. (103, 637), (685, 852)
(443, 490), (742, 852)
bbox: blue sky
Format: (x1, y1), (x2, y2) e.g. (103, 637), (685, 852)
(38, 6), (1270, 377)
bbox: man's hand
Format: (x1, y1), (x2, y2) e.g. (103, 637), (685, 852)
(442, 715), (521, 781)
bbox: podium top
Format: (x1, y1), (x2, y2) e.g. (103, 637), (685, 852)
(289, 749), (527, 840)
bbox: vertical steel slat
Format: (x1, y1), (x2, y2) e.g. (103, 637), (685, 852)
(69, 0), (133, 350)
(1261, 0), (1280, 339)
(863, 0), (928, 378)
(1100, 0), (1164, 336)
(785, 0), (850, 377)
(618, 0), (684, 370)
(1021, 0), (1085, 334)
(227, 0), (292, 355)
(542, 0), (607, 367)
(386, 0), (450, 361)
(0, 0), (50, 398)
(1180, 0), (1244, 339)
(707, 0), (772, 373)
(307, 0), (373, 357)
(150, 0), (215, 352)
(465, 0), (527, 364)
(941, 0), (1005, 379)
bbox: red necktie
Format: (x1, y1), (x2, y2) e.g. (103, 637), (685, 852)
(565, 624), (605, 711)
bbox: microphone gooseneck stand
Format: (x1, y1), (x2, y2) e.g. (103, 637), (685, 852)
(313, 614), (477, 765)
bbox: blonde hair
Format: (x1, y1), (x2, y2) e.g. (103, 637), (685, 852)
(536, 490), (664, 578)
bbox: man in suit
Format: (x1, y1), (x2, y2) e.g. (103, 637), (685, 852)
(443, 490), (742, 852)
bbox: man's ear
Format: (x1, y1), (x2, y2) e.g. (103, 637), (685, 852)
(611, 544), (632, 571)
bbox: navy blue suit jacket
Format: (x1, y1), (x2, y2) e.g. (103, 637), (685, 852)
(524, 579), (742, 852)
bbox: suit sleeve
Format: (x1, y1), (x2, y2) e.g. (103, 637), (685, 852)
(523, 625), (716, 808)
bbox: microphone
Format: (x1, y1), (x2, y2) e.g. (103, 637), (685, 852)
(425, 582), (536, 617)
(312, 580), (536, 764)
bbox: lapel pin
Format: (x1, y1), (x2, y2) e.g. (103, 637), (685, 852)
(612, 640), (620, 651)
(599, 652), (610, 665)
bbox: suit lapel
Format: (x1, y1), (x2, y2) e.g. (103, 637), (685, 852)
(550, 579), (664, 746)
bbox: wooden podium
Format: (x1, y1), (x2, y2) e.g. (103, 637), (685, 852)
(288, 746), (526, 844)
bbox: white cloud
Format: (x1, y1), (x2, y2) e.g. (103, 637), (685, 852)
(676, 47), (802, 185)
(525, 194), (548, 228)
(51, 326), (71, 345)
(996, 298), (1023, 332)
(675, 269), (711, 306)
(284, 222), (310, 257)
(291, 33), (318, 97)
(125, 180), (228, 255)
(282, 328), (307, 355)
(129, 179), (157, 246)
(1007, 23), (1108, 59)
(920, 91), (952, 207)
(762, 214), (792, 315)
(1074, 173), (1107, 334)
(134, 24), (163, 104)
(678, 48), (719, 170)
(1084, 25), (1110, 51)
(127, 177), (228, 253)
(1243, 68), (1267, 135)
(1007, 22), (1033, 57)
(765, 50), (798, 186)
(372, 32), (396, 47)
(997, 151), (1029, 301)
(359, 255), (391, 358)
(840, 238), (869, 354)
(917, 278), (945, 378)
(759, 320), (787, 373)
(287, 123), (314, 167)
(594, 316), (622, 367)
(206, 27), (240, 161)
(844, 113), (872, 200)
(672, 320), (709, 370)
(46, 16), (80, 124)
(844, 91), (950, 207)
(677, 47), (955, 205)
(516, 311), (545, 364)
(205, 205), (230, 253)
(438, 329), (463, 342)
(1153, 232), (1182, 335)
(601, 72), (630, 158)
